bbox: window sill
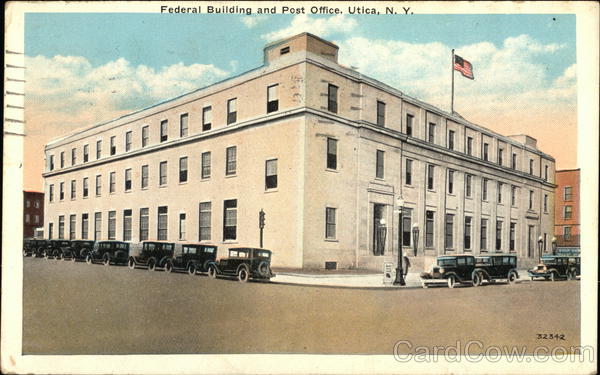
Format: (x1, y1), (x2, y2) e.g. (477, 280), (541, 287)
(125, 190), (132, 193)
(427, 189), (436, 193)
(179, 181), (188, 185)
(109, 192), (116, 195)
(225, 174), (237, 179)
(265, 188), (279, 194)
(141, 187), (149, 191)
(223, 240), (238, 244)
(324, 238), (338, 242)
(201, 177), (211, 182)
(159, 184), (167, 189)
(83, 196), (88, 199)
(325, 168), (339, 173)
(465, 196), (473, 200)
(447, 193), (455, 197)
(375, 177), (385, 182)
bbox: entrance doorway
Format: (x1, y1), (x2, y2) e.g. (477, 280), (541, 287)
(373, 204), (386, 255)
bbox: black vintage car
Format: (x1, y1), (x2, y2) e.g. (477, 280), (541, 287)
(23, 238), (34, 256)
(420, 255), (477, 288)
(473, 254), (519, 285)
(45, 240), (72, 259)
(207, 247), (275, 282)
(29, 239), (49, 257)
(63, 240), (96, 261)
(85, 241), (130, 266)
(128, 241), (175, 271)
(528, 255), (580, 281)
(164, 243), (218, 275)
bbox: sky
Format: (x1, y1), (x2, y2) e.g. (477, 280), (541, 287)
(23, 12), (577, 191)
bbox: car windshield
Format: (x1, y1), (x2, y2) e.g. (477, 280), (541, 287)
(162, 243), (174, 251)
(437, 258), (457, 267)
(476, 257), (491, 265)
(183, 246), (197, 255)
(254, 250), (271, 258)
(229, 250), (249, 258)
(115, 243), (128, 250)
(541, 256), (557, 265)
(203, 247), (216, 254)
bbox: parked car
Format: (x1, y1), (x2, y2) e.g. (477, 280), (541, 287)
(528, 255), (580, 281)
(45, 240), (72, 259)
(29, 239), (49, 257)
(207, 247), (275, 282)
(420, 255), (477, 288)
(86, 240), (130, 266)
(63, 240), (96, 261)
(128, 241), (174, 271)
(23, 238), (34, 256)
(164, 243), (218, 275)
(473, 254), (519, 285)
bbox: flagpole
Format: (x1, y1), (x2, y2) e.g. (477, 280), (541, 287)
(451, 49), (455, 114)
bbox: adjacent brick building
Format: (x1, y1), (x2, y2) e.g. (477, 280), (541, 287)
(554, 169), (580, 248)
(23, 190), (44, 238)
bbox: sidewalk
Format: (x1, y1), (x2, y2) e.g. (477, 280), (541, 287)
(271, 268), (532, 289)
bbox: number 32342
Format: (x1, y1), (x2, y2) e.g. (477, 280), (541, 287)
(537, 333), (566, 340)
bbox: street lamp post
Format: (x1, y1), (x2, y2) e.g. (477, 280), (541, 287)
(394, 198), (405, 286)
(537, 236), (544, 263)
(552, 237), (557, 255)
(412, 224), (419, 257)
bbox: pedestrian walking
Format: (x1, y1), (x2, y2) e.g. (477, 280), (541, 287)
(403, 255), (411, 277)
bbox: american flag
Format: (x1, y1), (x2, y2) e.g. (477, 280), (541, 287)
(454, 54), (474, 80)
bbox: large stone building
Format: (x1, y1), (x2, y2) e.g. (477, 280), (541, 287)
(554, 169), (580, 249)
(43, 33), (555, 270)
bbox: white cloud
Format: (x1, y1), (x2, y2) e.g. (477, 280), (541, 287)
(262, 14), (357, 41)
(241, 15), (269, 28)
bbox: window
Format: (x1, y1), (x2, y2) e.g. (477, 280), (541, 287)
(465, 174), (472, 198)
(160, 120), (168, 142)
(445, 214), (454, 249)
(139, 208), (149, 241)
(564, 205), (573, 219)
(406, 114), (413, 136)
(123, 209), (132, 241)
(108, 211), (116, 240)
(267, 84), (279, 113)
(49, 155), (55, 171)
(142, 126), (149, 147)
(199, 202), (212, 241)
(544, 165), (548, 181)
(466, 137), (473, 156)
(58, 216), (65, 239)
(60, 152), (65, 168)
(180, 113), (188, 137)
(563, 226), (572, 240)
(427, 165), (435, 190)
(543, 194), (548, 213)
(125, 131), (132, 151)
(179, 157), (188, 183)
(483, 143), (489, 161)
(34, 200), (40, 208)
(95, 175), (101, 195)
(482, 179), (488, 201)
(141, 165), (148, 189)
(402, 208), (412, 246)
(511, 186), (517, 206)
(159, 161), (167, 186)
(157, 206), (168, 240)
(448, 170), (454, 194)
(464, 216), (472, 250)
(376, 101), (385, 126)
(71, 148), (76, 165)
(376, 150), (385, 179)
(564, 186), (572, 201)
(529, 190), (534, 210)
(179, 213), (186, 240)
(497, 182), (503, 203)
(83, 144), (89, 163)
(280, 46), (290, 55)
(448, 130), (455, 150)
(405, 159), (413, 185)
(529, 159), (534, 175)
(327, 138), (337, 170)
(227, 98), (237, 124)
(223, 199), (237, 240)
(48, 222), (54, 239)
(428, 123), (435, 143)
(25, 214), (30, 223)
(94, 212), (101, 240)
(498, 148), (503, 165)
(325, 207), (337, 239)
(512, 153), (517, 169)
(425, 211), (435, 248)
(327, 84), (338, 113)
(265, 159), (278, 189)
(109, 172), (116, 193)
(481, 218), (488, 251)
(82, 213), (89, 240)
(60, 182), (65, 200)
(226, 146), (237, 176)
(125, 169), (132, 191)
(70, 180), (76, 199)
(69, 215), (76, 240)
(202, 106), (212, 131)
(110, 136), (116, 155)
(495, 220), (503, 251)
(201, 152), (211, 179)
(509, 222), (516, 252)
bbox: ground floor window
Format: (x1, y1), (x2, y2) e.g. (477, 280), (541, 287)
(199, 202), (211, 241)
(480, 218), (488, 252)
(123, 209), (132, 241)
(94, 213), (101, 240)
(69, 215), (76, 240)
(444, 214), (454, 250)
(58, 216), (65, 239)
(139, 208), (149, 241)
(509, 222), (516, 252)
(401, 208), (412, 246)
(108, 211), (116, 240)
(48, 223), (53, 239)
(223, 199), (237, 241)
(464, 216), (472, 250)
(158, 206), (168, 240)
(425, 211), (434, 248)
(325, 207), (336, 239)
(495, 220), (503, 251)
(82, 213), (89, 239)
(179, 213), (186, 240)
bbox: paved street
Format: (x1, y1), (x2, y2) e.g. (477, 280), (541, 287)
(23, 257), (580, 355)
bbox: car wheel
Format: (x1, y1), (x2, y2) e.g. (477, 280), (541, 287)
(447, 275), (456, 288)
(164, 261), (173, 273)
(85, 254), (93, 264)
(103, 254), (111, 266)
(23, 250), (28, 257)
(508, 271), (517, 284)
(71, 253), (77, 262)
(568, 270), (576, 280)
(208, 266), (217, 279)
(238, 267), (250, 283)
(44, 250), (50, 259)
(472, 272), (482, 287)
(147, 259), (156, 271)
(549, 271), (556, 282)
(187, 264), (196, 275)
(128, 258), (136, 270)
(257, 261), (270, 278)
